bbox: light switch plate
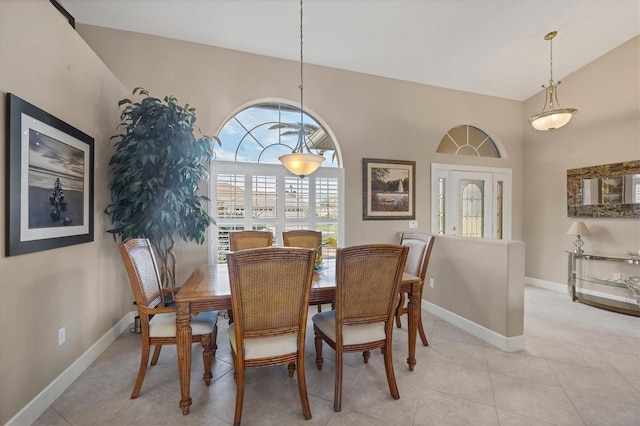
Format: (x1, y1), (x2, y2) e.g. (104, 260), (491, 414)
(58, 327), (66, 346)
(408, 220), (418, 229)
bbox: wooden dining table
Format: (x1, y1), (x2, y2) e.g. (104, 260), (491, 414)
(174, 262), (423, 415)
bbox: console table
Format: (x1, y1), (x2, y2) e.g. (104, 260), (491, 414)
(567, 251), (640, 316)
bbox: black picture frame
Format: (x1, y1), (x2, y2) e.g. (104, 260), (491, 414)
(363, 158), (416, 220)
(6, 94), (94, 256)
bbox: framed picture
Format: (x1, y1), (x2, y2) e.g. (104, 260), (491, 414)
(363, 158), (415, 220)
(6, 93), (94, 256)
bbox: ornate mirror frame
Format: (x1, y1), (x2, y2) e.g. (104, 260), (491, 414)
(567, 160), (640, 218)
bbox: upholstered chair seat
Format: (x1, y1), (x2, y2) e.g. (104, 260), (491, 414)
(312, 311), (385, 345)
(228, 326), (298, 359)
(150, 311), (217, 338)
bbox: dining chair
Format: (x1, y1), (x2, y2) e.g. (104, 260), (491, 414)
(282, 230), (327, 312)
(119, 238), (218, 399)
(228, 230), (272, 251)
(312, 244), (409, 412)
(282, 229), (322, 250)
(227, 230), (273, 324)
(227, 247), (317, 425)
(395, 233), (435, 346)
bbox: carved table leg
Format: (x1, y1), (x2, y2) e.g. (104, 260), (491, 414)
(406, 285), (419, 371)
(176, 301), (193, 415)
(417, 285), (429, 346)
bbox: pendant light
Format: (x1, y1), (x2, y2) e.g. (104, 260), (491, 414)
(529, 31), (578, 131)
(278, 0), (325, 178)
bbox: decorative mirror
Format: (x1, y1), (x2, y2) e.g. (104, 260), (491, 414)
(567, 160), (640, 218)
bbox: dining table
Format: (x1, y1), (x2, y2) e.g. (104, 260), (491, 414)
(174, 261), (423, 415)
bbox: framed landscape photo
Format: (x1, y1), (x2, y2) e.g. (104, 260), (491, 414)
(363, 158), (415, 220)
(6, 93), (94, 256)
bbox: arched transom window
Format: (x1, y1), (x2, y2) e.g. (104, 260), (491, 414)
(436, 125), (500, 158)
(214, 102), (339, 166)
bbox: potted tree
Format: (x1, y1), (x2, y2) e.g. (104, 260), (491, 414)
(105, 88), (219, 287)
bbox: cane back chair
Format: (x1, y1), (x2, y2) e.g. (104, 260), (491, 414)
(282, 230), (328, 312)
(119, 238), (218, 399)
(226, 247), (317, 425)
(312, 244), (408, 412)
(395, 233), (435, 346)
(229, 230), (273, 251)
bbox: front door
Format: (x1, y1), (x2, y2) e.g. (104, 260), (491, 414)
(431, 163), (511, 240)
(450, 171), (493, 237)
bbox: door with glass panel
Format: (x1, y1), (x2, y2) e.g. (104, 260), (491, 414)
(450, 172), (493, 237)
(432, 164), (511, 240)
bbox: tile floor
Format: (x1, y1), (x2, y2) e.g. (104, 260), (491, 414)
(35, 286), (640, 425)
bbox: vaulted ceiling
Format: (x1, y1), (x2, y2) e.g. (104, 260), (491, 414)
(59, 0), (639, 101)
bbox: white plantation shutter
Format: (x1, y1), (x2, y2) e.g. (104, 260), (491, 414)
(210, 161), (343, 264)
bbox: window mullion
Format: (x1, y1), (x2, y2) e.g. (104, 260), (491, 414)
(244, 171), (252, 230)
(276, 169), (286, 245)
(309, 176), (317, 229)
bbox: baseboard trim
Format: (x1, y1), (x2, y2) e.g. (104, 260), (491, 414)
(525, 276), (567, 293)
(6, 311), (136, 426)
(423, 302), (526, 352)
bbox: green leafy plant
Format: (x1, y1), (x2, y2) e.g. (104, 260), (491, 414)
(105, 88), (219, 286)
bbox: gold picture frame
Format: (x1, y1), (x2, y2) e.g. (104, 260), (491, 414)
(363, 158), (415, 220)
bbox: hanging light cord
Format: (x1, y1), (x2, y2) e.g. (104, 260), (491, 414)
(297, 0), (307, 154)
(548, 34), (554, 85)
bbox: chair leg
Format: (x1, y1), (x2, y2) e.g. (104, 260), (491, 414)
(201, 334), (213, 386)
(317, 303), (322, 313)
(287, 362), (296, 377)
(233, 361), (245, 426)
(150, 344), (162, 365)
(362, 350), (370, 364)
(334, 346), (343, 412)
(418, 311), (429, 346)
(212, 323), (219, 355)
(131, 338), (151, 399)
(296, 351), (312, 420)
(382, 342), (400, 400)
(395, 293), (405, 328)
(314, 326), (324, 370)
(230, 343), (237, 381)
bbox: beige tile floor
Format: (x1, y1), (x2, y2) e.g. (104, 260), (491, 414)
(35, 285), (640, 425)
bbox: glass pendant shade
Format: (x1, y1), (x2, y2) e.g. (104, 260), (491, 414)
(529, 31), (578, 132)
(279, 152), (325, 178)
(529, 107), (577, 131)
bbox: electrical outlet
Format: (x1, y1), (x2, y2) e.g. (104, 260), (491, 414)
(429, 278), (434, 288)
(409, 220), (418, 229)
(58, 327), (66, 346)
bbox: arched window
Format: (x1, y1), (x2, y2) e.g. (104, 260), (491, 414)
(209, 102), (343, 263)
(214, 102), (339, 166)
(436, 125), (500, 158)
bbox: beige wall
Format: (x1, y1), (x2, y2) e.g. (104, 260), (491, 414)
(0, 2), (130, 423)
(76, 24), (525, 286)
(523, 36), (640, 286)
(1, 2), (636, 422)
(426, 235), (525, 339)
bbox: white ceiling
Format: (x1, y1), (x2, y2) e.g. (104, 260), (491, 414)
(59, 0), (639, 101)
